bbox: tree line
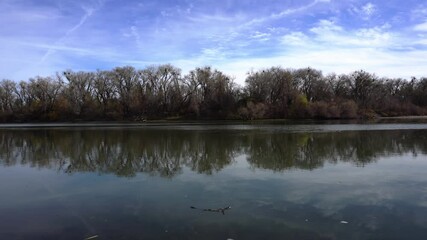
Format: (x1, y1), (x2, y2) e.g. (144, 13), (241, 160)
(0, 65), (426, 122)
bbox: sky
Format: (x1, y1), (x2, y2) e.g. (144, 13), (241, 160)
(1, 0), (427, 85)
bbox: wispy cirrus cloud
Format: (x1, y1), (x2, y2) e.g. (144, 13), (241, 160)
(40, 5), (100, 63)
(0, 0), (109, 79)
(242, 0), (331, 27)
(1, 0), (427, 84)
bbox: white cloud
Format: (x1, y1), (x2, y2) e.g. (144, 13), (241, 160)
(281, 32), (310, 46)
(362, 3), (376, 16)
(125, 26), (143, 49)
(309, 20), (394, 48)
(187, 13), (243, 23)
(1, 0), (426, 87)
(251, 32), (270, 39)
(414, 21), (427, 31)
(352, 27), (392, 46)
(250, 31), (271, 41)
(193, 21), (426, 85)
(411, 6), (427, 20)
(200, 47), (227, 60)
(310, 19), (343, 34)
(350, 2), (377, 20)
(244, 0), (331, 27)
(416, 37), (427, 45)
(19, 42), (93, 55)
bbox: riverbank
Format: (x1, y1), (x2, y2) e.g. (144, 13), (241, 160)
(1, 116), (427, 128)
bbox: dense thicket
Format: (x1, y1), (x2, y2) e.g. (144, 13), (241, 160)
(0, 65), (426, 122)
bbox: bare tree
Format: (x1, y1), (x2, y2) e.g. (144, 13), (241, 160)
(246, 67), (296, 117)
(0, 80), (17, 114)
(348, 70), (377, 108)
(25, 76), (64, 117)
(93, 70), (116, 117)
(111, 66), (139, 117)
(63, 71), (95, 117)
(293, 67), (323, 101)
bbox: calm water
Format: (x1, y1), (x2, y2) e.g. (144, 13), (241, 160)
(1, 123), (427, 240)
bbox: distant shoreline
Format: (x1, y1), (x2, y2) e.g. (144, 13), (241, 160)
(378, 116), (427, 119)
(1, 116), (427, 128)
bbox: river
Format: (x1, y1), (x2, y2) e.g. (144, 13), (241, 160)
(0, 122), (426, 239)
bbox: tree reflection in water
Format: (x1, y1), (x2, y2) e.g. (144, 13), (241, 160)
(0, 128), (426, 177)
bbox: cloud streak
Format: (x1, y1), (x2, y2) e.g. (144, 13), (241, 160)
(1, 0), (427, 84)
(243, 0), (331, 27)
(40, 5), (99, 63)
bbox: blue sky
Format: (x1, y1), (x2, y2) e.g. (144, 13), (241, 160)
(1, 0), (427, 85)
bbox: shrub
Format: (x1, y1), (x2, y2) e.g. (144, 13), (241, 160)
(339, 100), (358, 118)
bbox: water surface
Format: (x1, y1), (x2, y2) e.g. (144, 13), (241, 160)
(1, 123), (427, 239)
